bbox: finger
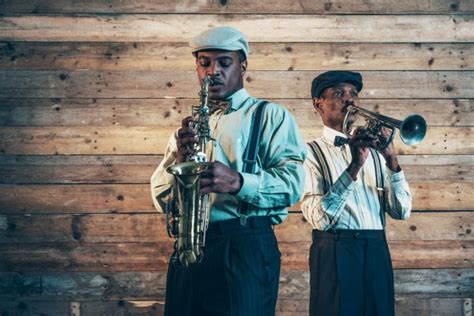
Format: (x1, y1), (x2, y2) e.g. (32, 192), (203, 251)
(350, 139), (374, 150)
(200, 186), (213, 195)
(200, 179), (218, 195)
(380, 126), (392, 137)
(199, 167), (215, 179)
(351, 137), (376, 148)
(181, 116), (194, 127)
(177, 127), (197, 138)
(177, 136), (199, 148)
(177, 148), (195, 158)
(357, 137), (377, 146)
(200, 178), (214, 187)
(352, 132), (376, 141)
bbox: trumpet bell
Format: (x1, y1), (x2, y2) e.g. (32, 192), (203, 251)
(400, 114), (427, 146)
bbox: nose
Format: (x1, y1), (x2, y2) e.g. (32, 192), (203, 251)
(342, 92), (354, 105)
(207, 61), (222, 77)
(342, 99), (353, 107)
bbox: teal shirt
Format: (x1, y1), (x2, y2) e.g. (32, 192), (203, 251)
(151, 88), (306, 224)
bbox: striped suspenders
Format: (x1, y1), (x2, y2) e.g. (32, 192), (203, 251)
(308, 140), (333, 195)
(369, 148), (386, 227)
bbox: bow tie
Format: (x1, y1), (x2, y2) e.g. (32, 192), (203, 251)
(208, 99), (231, 115)
(334, 136), (349, 147)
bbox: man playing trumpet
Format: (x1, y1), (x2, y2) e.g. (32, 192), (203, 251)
(301, 70), (413, 316)
(151, 26), (306, 316)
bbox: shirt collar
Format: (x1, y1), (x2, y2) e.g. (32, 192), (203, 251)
(226, 88), (251, 112)
(322, 126), (348, 146)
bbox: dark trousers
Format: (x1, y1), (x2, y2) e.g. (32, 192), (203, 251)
(309, 229), (395, 316)
(164, 217), (281, 316)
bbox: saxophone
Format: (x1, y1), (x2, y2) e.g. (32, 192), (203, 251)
(166, 75), (214, 267)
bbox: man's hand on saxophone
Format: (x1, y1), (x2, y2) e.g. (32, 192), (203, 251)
(176, 116), (198, 163)
(200, 161), (243, 195)
(176, 116), (243, 195)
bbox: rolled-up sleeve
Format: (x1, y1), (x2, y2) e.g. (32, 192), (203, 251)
(384, 168), (412, 220)
(235, 105), (306, 209)
(150, 132), (178, 213)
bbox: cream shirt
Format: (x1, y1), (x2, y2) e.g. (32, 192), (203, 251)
(301, 126), (412, 230)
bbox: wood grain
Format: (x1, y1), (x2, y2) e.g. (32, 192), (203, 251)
(0, 1), (472, 314)
(0, 154), (471, 184)
(1, 98), (472, 127)
(0, 126), (472, 155)
(1, 0), (473, 14)
(0, 269), (472, 300)
(0, 298), (471, 316)
(0, 233), (472, 271)
(1, 15), (473, 43)
(1, 70), (473, 99)
(1, 212), (472, 244)
(1, 42), (472, 71)
(0, 182), (472, 213)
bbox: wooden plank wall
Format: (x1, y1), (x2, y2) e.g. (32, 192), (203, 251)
(0, 1), (473, 315)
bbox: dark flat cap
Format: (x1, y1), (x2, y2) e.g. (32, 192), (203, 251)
(311, 70), (363, 98)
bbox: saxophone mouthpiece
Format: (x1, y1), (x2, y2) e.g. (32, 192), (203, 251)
(207, 75), (216, 86)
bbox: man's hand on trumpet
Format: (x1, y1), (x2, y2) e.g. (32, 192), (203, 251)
(347, 127), (377, 180)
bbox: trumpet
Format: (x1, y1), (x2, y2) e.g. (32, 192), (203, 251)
(336, 104), (427, 150)
(166, 75), (214, 267)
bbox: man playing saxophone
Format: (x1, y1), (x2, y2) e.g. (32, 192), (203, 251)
(151, 26), (306, 316)
(301, 71), (413, 316)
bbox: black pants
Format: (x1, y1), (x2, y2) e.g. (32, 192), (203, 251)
(309, 229), (395, 316)
(164, 217), (281, 316)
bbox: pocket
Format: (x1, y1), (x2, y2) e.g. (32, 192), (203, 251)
(258, 232), (281, 285)
(260, 232), (281, 263)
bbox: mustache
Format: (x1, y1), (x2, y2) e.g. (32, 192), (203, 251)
(208, 77), (224, 86)
(342, 101), (355, 112)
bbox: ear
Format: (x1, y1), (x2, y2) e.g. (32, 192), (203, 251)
(240, 60), (247, 76)
(195, 56), (200, 70)
(313, 98), (323, 114)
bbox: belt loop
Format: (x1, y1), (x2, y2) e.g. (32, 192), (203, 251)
(240, 214), (247, 226)
(331, 227), (338, 241)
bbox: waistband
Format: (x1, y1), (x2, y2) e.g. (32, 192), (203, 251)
(207, 216), (273, 237)
(312, 229), (386, 241)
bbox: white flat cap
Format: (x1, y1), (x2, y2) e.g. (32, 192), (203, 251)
(190, 26), (249, 59)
